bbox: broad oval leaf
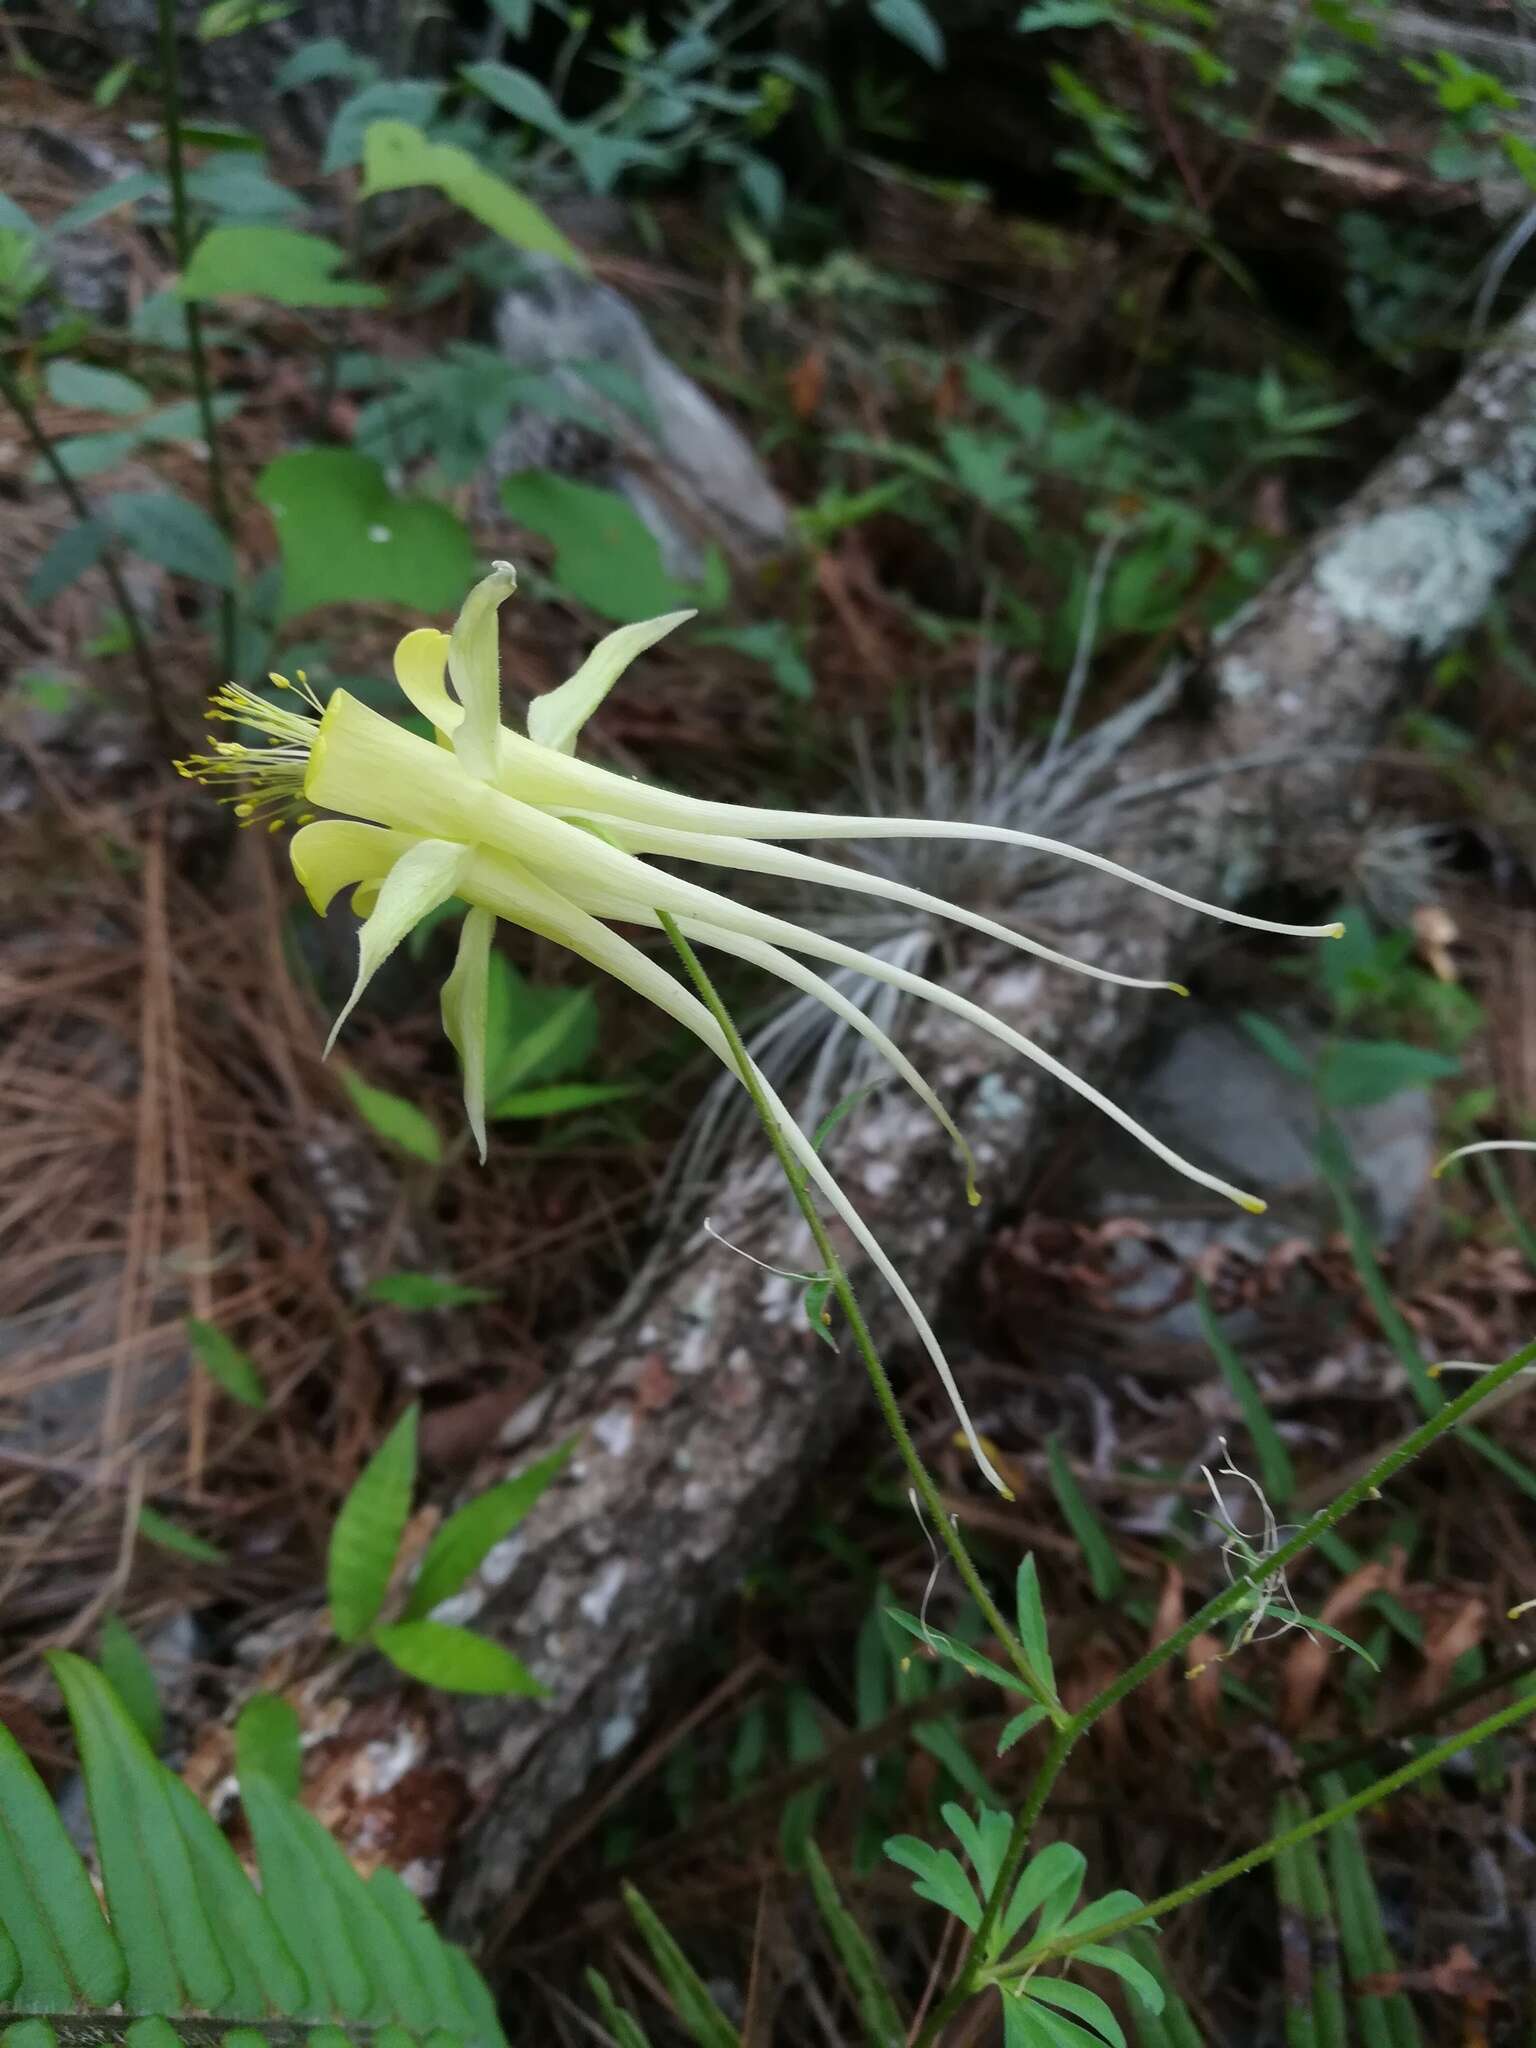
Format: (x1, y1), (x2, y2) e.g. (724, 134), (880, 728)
(257, 450), (476, 622)
(180, 225), (386, 309)
(404, 1439), (575, 1620)
(103, 490), (236, 589)
(373, 1621), (547, 1697)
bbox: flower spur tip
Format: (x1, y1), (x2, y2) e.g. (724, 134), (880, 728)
(1168, 982), (1190, 999)
(1238, 1193), (1267, 1215)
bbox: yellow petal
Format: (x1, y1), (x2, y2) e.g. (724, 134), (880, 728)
(307, 690), (492, 841)
(325, 837), (470, 1056)
(447, 561), (518, 781)
(441, 905), (495, 1165)
(394, 627), (461, 734)
(526, 610), (694, 755)
(289, 819), (409, 915)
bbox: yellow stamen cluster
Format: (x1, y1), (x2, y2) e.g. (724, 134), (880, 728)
(174, 674), (325, 828)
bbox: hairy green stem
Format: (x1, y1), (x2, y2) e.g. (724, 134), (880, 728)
(1004, 1683), (1536, 1972)
(921, 1332), (1536, 2040)
(156, 0), (237, 678)
(658, 912), (1063, 1725)
(0, 355), (171, 744)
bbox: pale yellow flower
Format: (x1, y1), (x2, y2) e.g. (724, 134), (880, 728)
(179, 564), (1342, 1494)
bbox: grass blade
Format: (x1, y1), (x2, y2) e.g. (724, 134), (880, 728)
(805, 1841), (904, 2048)
(1195, 1282), (1295, 1505)
(1046, 1436), (1123, 1599)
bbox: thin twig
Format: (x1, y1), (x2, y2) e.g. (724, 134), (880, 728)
(0, 356), (172, 745)
(156, 0), (238, 678)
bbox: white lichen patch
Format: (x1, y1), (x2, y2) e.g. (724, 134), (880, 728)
(971, 1071), (1030, 1124)
(592, 1406), (635, 1458)
(479, 1531), (524, 1586)
(426, 1587), (484, 1626)
(1316, 463), (1536, 652)
(361, 1726), (427, 1796)
(579, 1557), (628, 1627)
(1217, 654), (1268, 701)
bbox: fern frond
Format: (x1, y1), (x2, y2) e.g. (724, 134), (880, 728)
(0, 1658), (505, 2048)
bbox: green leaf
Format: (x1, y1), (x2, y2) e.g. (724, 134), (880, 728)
(489, 1080), (642, 1119)
(186, 157), (305, 223)
(327, 1404), (418, 1642)
(238, 1772), (384, 2021)
(1029, 1978), (1125, 2048)
(323, 81), (442, 175)
(367, 1868), (475, 2036)
(804, 1841), (905, 2048)
(339, 1069), (444, 1164)
(1238, 1009), (1314, 1081)
(499, 471), (725, 623)
(1045, 1437), (1123, 1599)
(1015, 1554), (1057, 1704)
(49, 173), (164, 238)
(157, 1767), (310, 2018)
(695, 619), (814, 700)
(485, 956), (598, 1095)
(883, 1836), (984, 1930)
(180, 225), (386, 308)
(883, 1608), (1028, 1695)
(585, 1968), (654, 2048)
(1017, 1), (1115, 25)
(372, 1621), (546, 1697)
(366, 1271), (498, 1311)
(0, 1708), (124, 2009)
(620, 1883), (740, 2048)
(98, 1617), (163, 1752)
(186, 1315), (266, 1409)
(45, 361), (151, 415)
(272, 35), (377, 91)
(872, 0), (946, 66)
(360, 120), (586, 270)
(404, 1439), (575, 1620)
(1317, 1038), (1459, 1108)
(197, 0), (297, 37)
(137, 1505), (227, 1564)
(996, 1705), (1049, 1755)
(943, 1802), (1012, 1902)
(779, 1686), (829, 1871)
(103, 491), (236, 588)
(996, 1842), (1086, 1953)
(50, 1653), (233, 2014)
(27, 519), (108, 606)
(234, 1693), (302, 1801)
(1072, 1943), (1165, 2018)
(1194, 1282), (1294, 1505)
(256, 449), (477, 620)
(1053, 1890), (1149, 1943)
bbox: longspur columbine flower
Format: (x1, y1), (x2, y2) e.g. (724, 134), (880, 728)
(178, 563), (1342, 1495)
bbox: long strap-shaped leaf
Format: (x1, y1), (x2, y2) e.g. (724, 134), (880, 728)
(0, 1717), (123, 2011)
(0, 1661), (505, 2048)
(50, 1655), (231, 2016)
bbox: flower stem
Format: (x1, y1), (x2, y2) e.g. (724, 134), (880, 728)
(923, 1330), (1536, 2038)
(659, 911), (1064, 1724)
(0, 354), (171, 747)
(156, 0), (238, 679)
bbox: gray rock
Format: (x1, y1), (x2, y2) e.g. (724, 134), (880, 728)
(488, 257), (791, 580)
(1082, 1010), (1435, 1338)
